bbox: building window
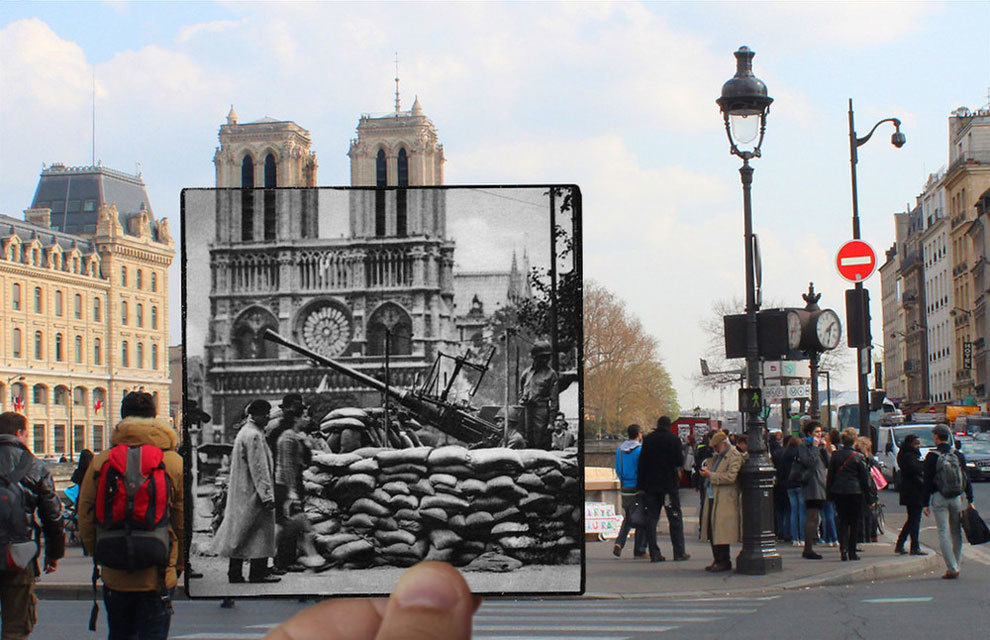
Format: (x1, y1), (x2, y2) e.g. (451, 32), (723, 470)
(34, 331), (43, 360)
(32, 425), (45, 456)
(53, 424), (65, 454)
(83, 199), (96, 212)
(12, 328), (21, 359)
(121, 266), (127, 287)
(34, 287), (42, 313)
(74, 293), (82, 319)
(241, 155), (255, 242)
(397, 147), (408, 237)
(375, 149), (387, 237)
(94, 338), (101, 365)
(12, 283), (20, 310)
(93, 297), (101, 321)
(151, 306), (158, 330)
(136, 303), (144, 327)
(32, 384), (46, 404)
(150, 272), (157, 292)
(55, 333), (63, 361)
(136, 269), (143, 290)
(137, 342), (144, 368)
(74, 424), (85, 454)
(121, 301), (128, 325)
(53, 386), (68, 405)
(151, 343), (159, 370)
(121, 341), (129, 367)
(75, 335), (83, 363)
(55, 290), (63, 316)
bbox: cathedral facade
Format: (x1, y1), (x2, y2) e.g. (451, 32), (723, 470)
(202, 101), (463, 431)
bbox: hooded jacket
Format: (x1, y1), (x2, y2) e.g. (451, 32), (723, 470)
(78, 417), (184, 591)
(614, 439), (642, 489)
(0, 434), (65, 570)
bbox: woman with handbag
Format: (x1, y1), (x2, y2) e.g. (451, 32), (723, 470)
(827, 428), (871, 560)
(894, 434), (927, 555)
(797, 421), (829, 559)
(856, 437), (881, 543)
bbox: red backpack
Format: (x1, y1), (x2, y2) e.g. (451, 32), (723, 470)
(93, 444), (172, 571)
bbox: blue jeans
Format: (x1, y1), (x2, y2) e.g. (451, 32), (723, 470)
(787, 487), (806, 543)
(820, 501), (838, 543)
(615, 489), (646, 555)
(931, 493), (965, 573)
(103, 587), (174, 640)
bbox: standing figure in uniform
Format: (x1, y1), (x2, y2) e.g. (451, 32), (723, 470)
(214, 399), (280, 584)
(518, 340), (558, 450)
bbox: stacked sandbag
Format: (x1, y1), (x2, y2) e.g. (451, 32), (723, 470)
(302, 443), (582, 570)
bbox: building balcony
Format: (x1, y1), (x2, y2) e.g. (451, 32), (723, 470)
(947, 150), (990, 175)
(953, 261), (969, 276)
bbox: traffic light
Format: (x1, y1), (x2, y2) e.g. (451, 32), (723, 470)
(845, 288), (871, 348)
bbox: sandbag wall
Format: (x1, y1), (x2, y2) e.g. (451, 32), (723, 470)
(302, 445), (582, 569)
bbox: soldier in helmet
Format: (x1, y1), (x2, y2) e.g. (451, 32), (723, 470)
(518, 340), (559, 450)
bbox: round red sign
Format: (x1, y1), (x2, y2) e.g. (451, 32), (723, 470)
(836, 240), (877, 283)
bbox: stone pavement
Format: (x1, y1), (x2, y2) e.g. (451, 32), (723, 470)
(36, 489), (940, 600)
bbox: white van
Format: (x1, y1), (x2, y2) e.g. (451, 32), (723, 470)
(876, 424), (951, 489)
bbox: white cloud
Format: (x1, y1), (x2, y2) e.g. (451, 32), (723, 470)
(176, 18), (248, 44)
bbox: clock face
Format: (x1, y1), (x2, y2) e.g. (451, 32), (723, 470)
(786, 310), (803, 350)
(301, 304), (352, 357)
(816, 310), (841, 350)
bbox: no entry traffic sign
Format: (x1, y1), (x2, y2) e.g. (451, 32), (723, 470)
(836, 240), (877, 283)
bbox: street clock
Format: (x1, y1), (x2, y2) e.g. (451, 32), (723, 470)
(814, 309), (842, 350)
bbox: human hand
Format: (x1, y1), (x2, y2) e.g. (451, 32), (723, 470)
(924, 507), (931, 518)
(699, 468), (711, 478)
(265, 561), (480, 640)
(44, 559), (58, 573)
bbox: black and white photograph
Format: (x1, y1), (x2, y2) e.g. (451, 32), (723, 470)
(181, 180), (582, 598)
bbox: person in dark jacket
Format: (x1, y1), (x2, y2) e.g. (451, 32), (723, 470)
(922, 424), (974, 579)
(637, 416), (690, 562)
(770, 437), (791, 541)
(855, 437), (881, 543)
(796, 421), (828, 559)
(0, 411), (64, 639)
(827, 428), (871, 561)
(894, 434), (927, 555)
(778, 436), (804, 547)
(613, 424), (645, 558)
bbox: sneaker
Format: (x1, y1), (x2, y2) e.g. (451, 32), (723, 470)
(613, 544), (622, 558)
(673, 553), (691, 561)
(894, 547), (907, 555)
(942, 570), (959, 579)
(650, 554), (666, 563)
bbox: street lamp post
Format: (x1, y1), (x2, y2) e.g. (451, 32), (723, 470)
(848, 99), (904, 444)
(717, 46), (781, 574)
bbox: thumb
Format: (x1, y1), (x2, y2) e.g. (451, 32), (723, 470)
(374, 562), (479, 640)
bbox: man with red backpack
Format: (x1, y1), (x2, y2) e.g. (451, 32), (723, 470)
(78, 392), (184, 638)
(0, 411), (64, 640)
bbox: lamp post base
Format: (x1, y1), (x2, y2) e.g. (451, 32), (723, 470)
(735, 446), (783, 575)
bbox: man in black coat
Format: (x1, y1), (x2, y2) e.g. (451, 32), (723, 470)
(636, 416), (690, 562)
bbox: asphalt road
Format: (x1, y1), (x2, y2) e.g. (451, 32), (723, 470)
(25, 482), (990, 640)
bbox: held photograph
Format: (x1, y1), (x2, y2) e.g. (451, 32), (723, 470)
(181, 183), (583, 598)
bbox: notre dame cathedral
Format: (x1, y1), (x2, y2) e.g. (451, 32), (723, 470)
(200, 98), (526, 431)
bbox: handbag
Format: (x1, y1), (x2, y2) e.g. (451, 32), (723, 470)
(961, 505), (990, 545)
(787, 458), (809, 486)
(627, 496), (648, 529)
(870, 464), (888, 491)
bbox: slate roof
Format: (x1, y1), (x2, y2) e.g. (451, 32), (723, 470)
(0, 213), (97, 254)
(29, 163), (157, 239)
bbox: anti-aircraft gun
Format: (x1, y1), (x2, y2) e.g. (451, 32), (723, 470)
(263, 329), (502, 445)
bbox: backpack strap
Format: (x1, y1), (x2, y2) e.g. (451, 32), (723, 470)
(0, 449), (34, 487)
(88, 560), (100, 631)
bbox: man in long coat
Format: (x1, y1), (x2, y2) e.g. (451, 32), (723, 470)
(699, 431), (744, 572)
(214, 399), (280, 584)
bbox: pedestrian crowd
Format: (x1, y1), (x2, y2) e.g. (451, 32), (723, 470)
(612, 416), (975, 578)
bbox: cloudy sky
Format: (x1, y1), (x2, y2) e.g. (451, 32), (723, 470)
(2, 2), (988, 412)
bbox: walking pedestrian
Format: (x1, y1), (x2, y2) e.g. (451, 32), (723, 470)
(827, 428), (870, 561)
(77, 392), (183, 639)
(923, 424), (973, 579)
(779, 436), (805, 547)
(796, 421), (828, 559)
(613, 424), (646, 558)
(820, 431), (839, 548)
(856, 437), (881, 543)
(274, 396), (313, 572)
(699, 431), (743, 572)
(214, 399), (281, 583)
(0, 412), (64, 640)
(637, 416), (690, 562)
(894, 433), (927, 556)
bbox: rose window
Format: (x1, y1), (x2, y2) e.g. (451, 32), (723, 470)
(301, 305), (351, 357)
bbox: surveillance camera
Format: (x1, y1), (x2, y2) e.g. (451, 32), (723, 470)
(891, 131), (906, 148)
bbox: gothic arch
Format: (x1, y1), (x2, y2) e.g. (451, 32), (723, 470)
(292, 298), (353, 358)
(366, 301), (412, 356)
(231, 305), (279, 360)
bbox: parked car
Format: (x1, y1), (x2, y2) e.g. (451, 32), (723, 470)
(959, 439), (990, 482)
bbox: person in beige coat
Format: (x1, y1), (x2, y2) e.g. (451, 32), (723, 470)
(699, 431), (744, 572)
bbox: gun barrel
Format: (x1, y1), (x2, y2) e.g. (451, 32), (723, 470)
(262, 329), (402, 399)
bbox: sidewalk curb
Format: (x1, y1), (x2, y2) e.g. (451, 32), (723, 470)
(581, 547), (941, 600)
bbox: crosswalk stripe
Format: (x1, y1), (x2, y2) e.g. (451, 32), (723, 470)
(475, 624), (680, 633)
